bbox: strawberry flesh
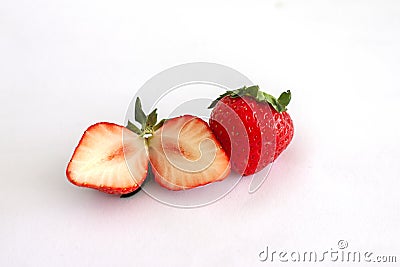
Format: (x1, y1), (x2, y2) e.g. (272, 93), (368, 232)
(148, 115), (230, 190)
(66, 122), (148, 194)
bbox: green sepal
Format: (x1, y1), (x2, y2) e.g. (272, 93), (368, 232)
(277, 90), (291, 107)
(134, 97), (147, 127)
(208, 85), (291, 113)
(126, 120), (142, 135)
(145, 108), (158, 129)
(153, 119), (166, 132)
(127, 97), (166, 137)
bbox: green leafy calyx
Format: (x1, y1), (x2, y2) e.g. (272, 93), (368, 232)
(126, 97), (166, 137)
(208, 85), (291, 113)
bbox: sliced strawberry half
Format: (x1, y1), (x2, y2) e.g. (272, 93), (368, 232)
(66, 122), (148, 194)
(148, 115), (231, 190)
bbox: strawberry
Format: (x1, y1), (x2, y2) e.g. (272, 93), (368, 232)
(208, 85), (294, 176)
(148, 115), (230, 190)
(67, 98), (230, 195)
(66, 122), (148, 194)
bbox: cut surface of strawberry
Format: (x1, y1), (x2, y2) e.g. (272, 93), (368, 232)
(148, 115), (231, 190)
(66, 122), (148, 194)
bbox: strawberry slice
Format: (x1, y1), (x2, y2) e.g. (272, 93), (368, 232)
(148, 115), (230, 190)
(66, 122), (148, 194)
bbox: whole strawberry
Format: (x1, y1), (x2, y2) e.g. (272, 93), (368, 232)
(209, 85), (293, 176)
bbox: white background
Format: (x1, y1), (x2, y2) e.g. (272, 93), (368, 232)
(1, 0), (400, 266)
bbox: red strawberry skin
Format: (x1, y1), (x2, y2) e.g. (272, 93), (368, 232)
(271, 108), (294, 161)
(209, 96), (293, 176)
